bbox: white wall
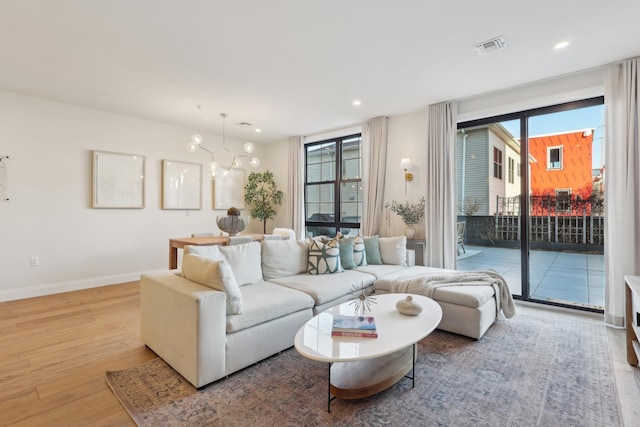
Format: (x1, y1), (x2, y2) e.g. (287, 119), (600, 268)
(0, 67), (604, 301)
(0, 89), (266, 301)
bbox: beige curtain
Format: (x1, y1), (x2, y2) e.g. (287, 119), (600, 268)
(362, 116), (388, 236)
(424, 102), (458, 269)
(286, 136), (305, 239)
(603, 57), (640, 327)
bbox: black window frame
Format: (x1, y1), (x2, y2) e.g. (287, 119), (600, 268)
(304, 133), (362, 237)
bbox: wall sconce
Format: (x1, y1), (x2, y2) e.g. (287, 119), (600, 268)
(401, 157), (413, 194)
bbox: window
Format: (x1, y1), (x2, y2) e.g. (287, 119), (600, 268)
(508, 157), (515, 184)
(517, 162), (521, 177)
(493, 147), (503, 179)
(555, 189), (571, 212)
(305, 134), (362, 237)
(547, 146), (563, 170)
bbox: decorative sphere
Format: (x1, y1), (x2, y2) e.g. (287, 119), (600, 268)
(191, 134), (203, 145)
(217, 215), (248, 236)
(227, 207), (241, 216)
(250, 157), (260, 167)
(243, 142), (254, 154)
(232, 158), (242, 168)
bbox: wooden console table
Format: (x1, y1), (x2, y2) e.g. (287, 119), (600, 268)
(624, 275), (640, 366)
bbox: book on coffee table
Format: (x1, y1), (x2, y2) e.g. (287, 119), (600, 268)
(331, 315), (378, 338)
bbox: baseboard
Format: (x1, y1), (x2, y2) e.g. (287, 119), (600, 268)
(0, 271), (150, 302)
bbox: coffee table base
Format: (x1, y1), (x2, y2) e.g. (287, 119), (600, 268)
(327, 344), (416, 411)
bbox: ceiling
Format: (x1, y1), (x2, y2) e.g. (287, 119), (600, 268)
(1, 1), (639, 143)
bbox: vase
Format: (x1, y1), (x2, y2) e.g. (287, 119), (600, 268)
(396, 295), (423, 316)
(404, 226), (416, 240)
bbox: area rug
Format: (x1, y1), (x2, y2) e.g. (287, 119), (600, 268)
(107, 307), (621, 426)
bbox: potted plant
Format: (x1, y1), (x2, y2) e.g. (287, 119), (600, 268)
(244, 170), (284, 234)
(385, 197), (425, 239)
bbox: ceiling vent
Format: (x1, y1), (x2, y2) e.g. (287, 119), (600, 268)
(473, 36), (507, 55)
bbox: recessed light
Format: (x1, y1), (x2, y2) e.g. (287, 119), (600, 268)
(554, 41), (569, 50)
(353, 100), (361, 106)
(255, 128), (262, 133)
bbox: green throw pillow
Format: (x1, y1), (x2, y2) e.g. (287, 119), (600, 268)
(363, 236), (382, 265)
(338, 237), (356, 269)
(307, 238), (342, 274)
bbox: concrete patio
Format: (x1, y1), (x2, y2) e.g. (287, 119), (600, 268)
(456, 245), (605, 309)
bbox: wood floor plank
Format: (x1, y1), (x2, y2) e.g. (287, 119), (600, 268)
(0, 282), (154, 426)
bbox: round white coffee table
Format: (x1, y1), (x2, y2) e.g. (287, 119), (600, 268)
(294, 293), (442, 412)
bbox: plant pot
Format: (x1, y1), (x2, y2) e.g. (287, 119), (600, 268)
(404, 226), (416, 240)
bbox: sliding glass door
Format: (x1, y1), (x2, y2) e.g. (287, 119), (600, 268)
(456, 97), (605, 311)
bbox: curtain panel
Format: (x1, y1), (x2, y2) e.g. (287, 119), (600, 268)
(424, 102), (458, 269)
(287, 136), (305, 239)
(603, 57), (640, 327)
(362, 116), (388, 236)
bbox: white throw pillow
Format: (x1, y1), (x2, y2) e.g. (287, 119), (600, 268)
(182, 245), (224, 277)
(379, 236), (407, 266)
(181, 254), (243, 314)
(218, 241), (263, 286)
(261, 239), (309, 280)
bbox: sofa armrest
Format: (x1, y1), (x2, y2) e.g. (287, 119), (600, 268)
(140, 272), (227, 388)
(406, 249), (415, 267)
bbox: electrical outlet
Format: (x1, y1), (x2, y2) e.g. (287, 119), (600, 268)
(30, 256), (39, 267)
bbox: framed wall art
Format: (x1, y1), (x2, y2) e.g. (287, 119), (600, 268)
(92, 150), (145, 208)
(213, 168), (245, 209)
(162, 160), (202, 210)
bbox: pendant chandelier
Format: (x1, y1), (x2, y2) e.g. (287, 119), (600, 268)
(187, 113), (260, 177)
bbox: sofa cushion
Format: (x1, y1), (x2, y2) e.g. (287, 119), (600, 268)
(270, 270), (376, 306)
(218, 241), (263, 286)
(363, 236), (382, 265)
(373, 266), (496, 308)
(307, 238), (342, 274)
(181, 254), (243, 314)
(379, 236), (407, 265)
(355, 264), (408, 279)
(338, 237), (356, 269)
(226, 281), (314, 333)
(261, 239), (308, 280)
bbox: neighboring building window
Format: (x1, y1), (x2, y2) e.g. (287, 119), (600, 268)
(493, 147), (503, 179)
(517, 162), (521, 177)
(508, 157), (515, 184)
(548, 146), (563, 170)
(305, 134), (362, 237)
(556, 189), (571, 212)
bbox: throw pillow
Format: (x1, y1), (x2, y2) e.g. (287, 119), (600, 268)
(338, 237), (356, 269)
(261, 239), (309, 280)
(181, 254), (243, 314)
(379, 236), (407, 265)
(307, 238), (342, 274)
(182, 245), (224, 277)
(218, 241), (263, 286)
(352, 234), (367, 267)
(363, 236), (382, 265)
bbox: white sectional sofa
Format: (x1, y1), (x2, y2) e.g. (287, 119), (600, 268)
(140, 236), (500, 388)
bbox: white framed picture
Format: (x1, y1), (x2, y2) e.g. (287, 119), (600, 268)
(92, 150), (145, 208)
(213, 168), (245, 209)
(162, 160), (202, 210)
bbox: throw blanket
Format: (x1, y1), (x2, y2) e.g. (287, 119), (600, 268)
(391, 270), (516, 319)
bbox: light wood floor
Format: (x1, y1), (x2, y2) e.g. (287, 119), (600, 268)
(0, 282), (156, 426)
(2, 282), (639, 426)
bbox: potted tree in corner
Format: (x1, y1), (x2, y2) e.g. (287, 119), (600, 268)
(244, 170), (284, 234)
